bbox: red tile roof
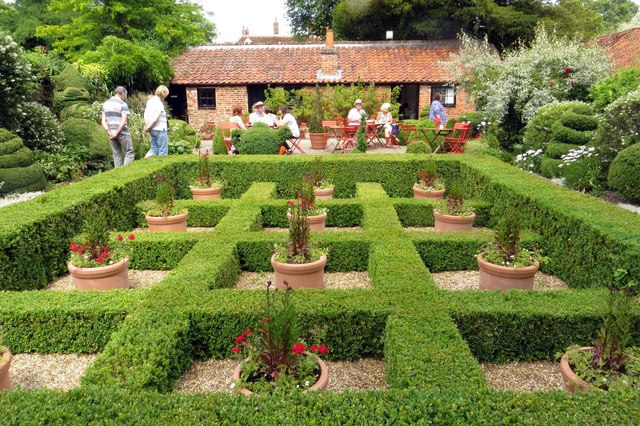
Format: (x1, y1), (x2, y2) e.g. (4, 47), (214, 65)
(171, 40), (461, 85)
(596, 27), (640, 70)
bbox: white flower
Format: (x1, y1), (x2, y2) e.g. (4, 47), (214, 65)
(230, 383), (236, 389)
(305, 381), (310, 387)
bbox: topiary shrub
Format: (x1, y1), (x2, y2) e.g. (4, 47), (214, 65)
(236, 125), (292, 155)
(60, 102), (95, 121)
(212, 126), (227, 155)
(0, 129), (46, 195)
(61, 118), (112, 169)
(523, 102), (589, 152)
(15, 102), (65, 152)
(51, 64), (90, 92)
(53, 87), (92, 112)
(168, 119), (200, 153)
(406, 141), (430, 154)
(608, 143), (640, 201)
(590, 68), (640, 112)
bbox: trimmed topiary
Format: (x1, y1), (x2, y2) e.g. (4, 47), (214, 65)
(51, 64), (90, 92)
(53, 87), (91, 112)
(236, 125), (292, 155)
(61, 118), (112, 165)
(15, 102), (65, 152)
(406, 141), (431, 154)
(608, 143), (640, 201)
(0, 129), (46, 195)
(212, 126), (226, 155)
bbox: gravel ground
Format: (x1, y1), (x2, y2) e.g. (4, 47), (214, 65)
(482, 361), (563, 392)
(263, 227), (362, 232)
(431, 270), (569, 291)
(132, 227), (215, 233)
(404, 227), (491, 232)
(175, 358), (386, 393)
(47, 270), (170, 291)
(10, 354), (97, 391)
(236, 272), (371, 290)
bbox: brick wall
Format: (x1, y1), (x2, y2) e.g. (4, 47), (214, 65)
(186, 86), (248, 131)
(418, 85), (474, 120)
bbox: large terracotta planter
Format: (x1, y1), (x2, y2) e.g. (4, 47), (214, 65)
(309, 133), (328, 150)
(145, 212), (188, 232)
(433, 210), (475, 232)
(413, 186), (445, 199)
(270, 254), (327, 289)
(190, 186), (221, 200)
(287, 211), (327, 231)
(477, 253), (539, 291)
(0, 346), (12, 390)
(232, 353), (328, 396)
(314, 187), (334, 200)
(68, 257), (129, 290)
(560, 347), (601, 393)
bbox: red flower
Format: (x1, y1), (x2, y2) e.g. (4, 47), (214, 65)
(235, 334), (246, 344)
(287, 200), (294, 206)
(230, 346), (241, 353)
(128, 234), (135, 240)
(292, 343), (306, 355)
(301, 199), (307, 204)
(309, 345), (319, 353)
(418, 172), (425, 177)
(117, 234), (124, 241)
(565, 67), (572, 73)
(243, 329), (252, 336)
(173, 188), (177, 193)
(317, 344), (329, 355)
(261, 317), (269, 323)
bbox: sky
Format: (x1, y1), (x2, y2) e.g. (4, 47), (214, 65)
(196, 0), (292, 43)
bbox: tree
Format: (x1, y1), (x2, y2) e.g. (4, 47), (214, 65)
(580, 0), (638, 31)
(36, 0), (215, 60)
(286, 0), (339, 37)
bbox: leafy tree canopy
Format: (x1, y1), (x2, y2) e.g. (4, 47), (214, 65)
(286, 0), (339, 37)
(580, 0), (638, 31)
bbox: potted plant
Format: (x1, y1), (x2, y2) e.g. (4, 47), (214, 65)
(144, 173), (189, 232)
(308, 85), (327, 150)
(286, 180), (328, 231)
(272, 190), (328, 289)
(560, 269), (639, 393)
(433, 180), (475, 232)
(67, 213), (135, 290)
(477, 212), (544, 291)
(413, 156), (445, 198)
(306, 157), (334, 200)
(231, 281), (329, 395)
(0, 336), (12, 390)
(190, 150), (223, 200)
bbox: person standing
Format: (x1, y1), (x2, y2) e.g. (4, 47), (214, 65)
(228, 104), (247, 155)
(347, 99), (367, 124)
(144, 85), (170, 157)
(102, 86), (134, 167)
(429, 93), (447, 129)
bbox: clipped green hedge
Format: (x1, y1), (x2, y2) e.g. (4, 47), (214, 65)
(61, 118), (112, 163)
(608, 143), (640, 201)
(393, 199), (493, 228)
(0, 129), (46, 196)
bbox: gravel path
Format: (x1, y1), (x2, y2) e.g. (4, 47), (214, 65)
(236, 272), (371, 290)
(432, 270), (569, 291)
(175, 358), (386, 393)
(482, 361), (563, 392)
(263, 227), (363, 232)
(10, 354), (97, 391)
(47, 270), (170, 291)
(404, 227), (492, 232)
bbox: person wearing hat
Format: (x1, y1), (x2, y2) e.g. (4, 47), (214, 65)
(375, 102), (394, 146)
(249, 101), (265, 124)
(347, 99), (367, 124)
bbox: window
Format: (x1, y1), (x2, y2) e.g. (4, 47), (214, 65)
(431, 86), (456, 107)
(197, 88), (216, 109)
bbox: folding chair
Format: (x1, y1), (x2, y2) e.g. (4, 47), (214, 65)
(385, 123), (401, 150)
(219, 122), (239, 153)
(339, 124), (359, 153)
(444, 123), (472, 154)
(365, 120), (382, 149)
(322, 120), (338, 152)
(400, 124), (420, 144)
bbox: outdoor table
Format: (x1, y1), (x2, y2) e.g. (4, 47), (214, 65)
(327, 125), (343, 152)
(420, 127), (453, 153)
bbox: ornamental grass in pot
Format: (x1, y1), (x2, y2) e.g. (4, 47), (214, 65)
(144, 173), (188, 232)
(67, 213), (135, 290)
(273, 188), (328, 289)
(190, 149), (223, 200)
(306, 157), (334, 200)
(308, 84), (328, 149)
(477, 212), (545, 291)
(433, 180), (475, 232)
(413, 156), (444, 198)
(561, 269), (639, 393)
(231, 281), (329, 395)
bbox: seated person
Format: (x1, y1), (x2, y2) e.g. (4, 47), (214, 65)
(260, 106), (278, 127)
(228, 104), (246, 155)
(347, 99), (367, 124)
(375, 103), (394, 145)
(249, 101), (265, 124)
(276, 104), (300, 154)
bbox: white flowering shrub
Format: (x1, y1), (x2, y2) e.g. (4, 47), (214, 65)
(442, 29), (610, 149)
(0, 31), (34, 130)
(560, 146), (603, 192)
(594, 88), (640, 170)
(515, 149), (544, 172)
(15, 102), (65, 152)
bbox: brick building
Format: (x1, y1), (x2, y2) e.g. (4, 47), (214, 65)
(170, 32), (474, 131)
(596, 27), (640, 71)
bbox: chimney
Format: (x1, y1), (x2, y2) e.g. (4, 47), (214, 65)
(326, 28), (334, 49)
(319, 28), (341, 81)
(274, 17), (279, 35)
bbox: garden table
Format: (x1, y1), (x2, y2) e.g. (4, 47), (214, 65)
(420, 128), (453, 153)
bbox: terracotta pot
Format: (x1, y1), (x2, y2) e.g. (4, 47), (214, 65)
(413, 187), (445, 199)
(232, 353), (328, 396)
(313, 187), (334, 200)
(477, 253), (539, 291)
(190, 186), (221, 200)
(560, 347), (602, 393)
(270, 254), (326, 289)
(68, 257), (129, 290)
(0, 346), (12, 390)
(286, 211), (327, 231)
(309, 133), (328, 150)
(145, 212), (189, 232)
(433, 210), (475, 232)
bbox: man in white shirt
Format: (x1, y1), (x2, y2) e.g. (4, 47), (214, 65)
(347, 99), (367, 124)
(249, 101), (265, 124)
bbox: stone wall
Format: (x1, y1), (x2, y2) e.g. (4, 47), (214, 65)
(186, 86), (248, 131)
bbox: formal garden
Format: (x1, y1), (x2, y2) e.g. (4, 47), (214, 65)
(0, 152), (639, 422)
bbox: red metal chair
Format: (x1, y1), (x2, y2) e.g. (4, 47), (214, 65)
(365, 120), (382, 149)
(219, 122), (239, 153)
(400, 124), (420, 144)
(444, 123), (472, 153)
(339, 124), (359, 153)
(322, 120), (338, 151)
(288, 133), (306, 154)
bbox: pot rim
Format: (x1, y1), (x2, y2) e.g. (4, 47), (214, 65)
(189, 186), (221, 192)
(145, 212), (189, 223)
(270, 254), (327, 273)
(477, 252), (539, 277)
(560, 346), (606, 393)
(67, 256), (129, 275)
(433, 210), (476, 223)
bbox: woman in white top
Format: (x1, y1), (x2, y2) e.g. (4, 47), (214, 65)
(144, 85), (169, 157)
(227, 104), (246, 155)
(260, 106), (278, 127)
(277, 104), (300, 154)
(375, 102), (394, 143)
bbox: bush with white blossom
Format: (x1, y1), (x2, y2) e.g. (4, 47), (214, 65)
(515, 149), (544, 172)
(0, 31), (34, 131)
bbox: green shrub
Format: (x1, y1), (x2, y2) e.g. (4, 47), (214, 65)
(0, 31), (34, 131)
(562, 153), (603, 193)
(51, 64), (90, 92)
(53, 87), (92, 112)
(236, 125), (292, 155)
(590, 68), (640, 112)
(545, 142), (581, 159)
(60, 103), (95, 122)
(539, 157), (563, 178)
(550, 120), (592, 146)
(60, 118), (112, 168)
(15, 102), (65, 152)
(212, 126), (226, 155)
(523, 102), (589, 152)
(608, 143), (640, 201)
(456, 111), (487, 137)
(0, 129), (46, 195)
(168, 119), (200, 153)
(406, 141), (430, 154)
